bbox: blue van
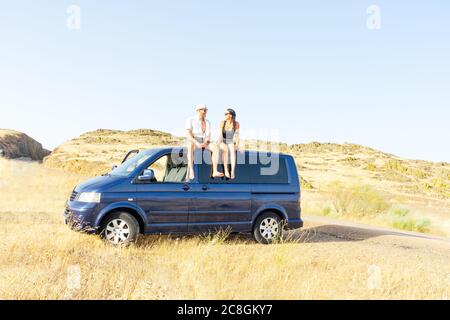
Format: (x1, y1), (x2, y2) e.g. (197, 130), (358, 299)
(64, 147), (303, 244)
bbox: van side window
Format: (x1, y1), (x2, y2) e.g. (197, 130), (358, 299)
(252, 158), (289, 184)
(144, 152), (188, 183)
(148, 155), (168, 181)
(198, 163), (251, 184)
(198, 156), (289, 184)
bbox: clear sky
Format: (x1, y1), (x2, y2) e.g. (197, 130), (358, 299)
(1, 1), (449, 162)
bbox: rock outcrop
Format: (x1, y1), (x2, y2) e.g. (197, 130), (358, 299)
(0, 129), (51, 161)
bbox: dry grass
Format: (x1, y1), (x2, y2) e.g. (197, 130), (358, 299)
(1, 158), (450, 300)
(302, 189), (448, 237)
(321, 181), (436, 234)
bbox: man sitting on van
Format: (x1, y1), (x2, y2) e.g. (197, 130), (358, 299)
(185, 104), (224, 180)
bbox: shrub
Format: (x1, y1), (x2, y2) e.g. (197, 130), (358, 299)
(200, 227), (232, 244)
(383, 160), (429, 179)
(383, 171), (412, 183)
(300, 176), (314, 190)
(342, 157), (359, 167)
(365, 163), (377, 171)
(390, 217), (431, 233)
(383, 205), (431, 233)
(430, 178), (449, 196)
(321, 206), (332, 216)
(388, 205), (410, 218)
(327, 181), (390, 217)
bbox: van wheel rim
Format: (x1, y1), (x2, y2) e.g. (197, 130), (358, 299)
(105, 219), (130, 244)
(260, 218), (279, 240)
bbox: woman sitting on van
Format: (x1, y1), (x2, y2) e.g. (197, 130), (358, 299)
(216, 108), (240, 180)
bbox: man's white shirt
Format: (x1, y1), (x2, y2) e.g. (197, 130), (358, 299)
(185, 117), (211, 142)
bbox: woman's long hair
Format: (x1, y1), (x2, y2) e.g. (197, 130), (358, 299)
(223, 108), (237, 132)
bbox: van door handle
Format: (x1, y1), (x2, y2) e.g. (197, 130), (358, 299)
(182, 184), (190, 191)
(202, 185), (209, 191)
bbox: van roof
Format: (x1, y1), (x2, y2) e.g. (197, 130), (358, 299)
(143, 146), (292, 158)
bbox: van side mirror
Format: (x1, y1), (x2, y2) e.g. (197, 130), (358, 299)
(138, 169), (155, 182)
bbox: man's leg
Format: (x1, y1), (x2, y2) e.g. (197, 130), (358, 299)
(187, 141), (195, 180)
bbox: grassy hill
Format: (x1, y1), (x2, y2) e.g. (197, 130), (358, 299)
(43, 129), (183, 176)
(42, 128), (450, 236)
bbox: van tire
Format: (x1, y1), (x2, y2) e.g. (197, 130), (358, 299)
(100, 212), (140, 246)
(253, 212), (284, 244)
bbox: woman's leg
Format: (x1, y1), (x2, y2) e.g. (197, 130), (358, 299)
(207, 144), (224, 177)
(187, 141), (195, 180)
(219, 142), (230, 178)
(228, 143), (237, 179)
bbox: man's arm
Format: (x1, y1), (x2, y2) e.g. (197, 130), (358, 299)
(185, 129), (196, 143)
(185, 118), (203, 147)
(185, 118), (196, 143)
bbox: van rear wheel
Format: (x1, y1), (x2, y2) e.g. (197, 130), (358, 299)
(101, 212), (139, 246)
(253, 212), (284, 244)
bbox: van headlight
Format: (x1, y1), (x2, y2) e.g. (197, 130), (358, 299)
(77, 192), (101, 203)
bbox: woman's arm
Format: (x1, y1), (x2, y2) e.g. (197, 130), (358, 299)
(234, 122), (240, 149)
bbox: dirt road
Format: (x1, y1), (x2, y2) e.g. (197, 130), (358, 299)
(298, 215), (450, 245)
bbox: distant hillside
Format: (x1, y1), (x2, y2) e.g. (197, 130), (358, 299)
(0, 129), (50, 161)
(43, 128), (449, 198)
(43, 129), (183, 176)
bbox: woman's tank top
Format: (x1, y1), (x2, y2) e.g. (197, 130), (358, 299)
(222, 121), (236, 144)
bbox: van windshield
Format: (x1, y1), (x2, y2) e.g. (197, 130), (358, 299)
(109, 150), (155, 177)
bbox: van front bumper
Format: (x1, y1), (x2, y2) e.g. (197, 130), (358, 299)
(64, 202), (99, 234)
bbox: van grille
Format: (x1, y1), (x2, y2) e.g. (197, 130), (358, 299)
(70, 190), (78, 201)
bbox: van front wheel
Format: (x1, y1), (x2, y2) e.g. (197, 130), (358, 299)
(101, 212), (139, 246)
(253, 212), (284, 244)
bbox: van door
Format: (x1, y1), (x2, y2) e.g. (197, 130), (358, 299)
(135, 152), (191, 234)
(188, 158), (252, 233)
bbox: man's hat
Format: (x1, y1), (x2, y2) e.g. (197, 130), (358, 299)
(195, 104), (208, 111)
